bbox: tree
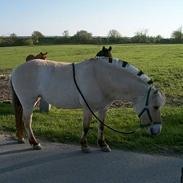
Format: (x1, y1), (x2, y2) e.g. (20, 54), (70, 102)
(23, 38), (33, 46)
(32, 31), (44, 44)
(171, 27), (183, 43)
(132, 30), (148, 43)
(8, 33), (18, 45)
(62, 30), (69, 37)
(107, 29), (121, 43)
(154, 35), (163, 43)
(108, 29), (121, 38)
(10, 33), (17, 39)
(73, 30), (92, 43)
(2, 33), (18, 46)
(0, 37), (3, 46)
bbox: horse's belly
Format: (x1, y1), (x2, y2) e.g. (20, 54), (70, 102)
(42, 88), (81, 109)
(51, 96), (82, 109)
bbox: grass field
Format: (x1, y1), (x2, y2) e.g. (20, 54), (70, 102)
(0, 44), (183, 154)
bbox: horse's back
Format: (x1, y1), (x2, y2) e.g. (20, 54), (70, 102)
(11, 60), (43, 94)
(12, 59), (70, 82)
(11, 59), (81, 108)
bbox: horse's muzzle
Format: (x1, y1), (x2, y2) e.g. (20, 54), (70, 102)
(148, 124), (162, 135)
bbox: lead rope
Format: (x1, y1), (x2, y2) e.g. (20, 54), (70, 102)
(72, 63), (140, 135)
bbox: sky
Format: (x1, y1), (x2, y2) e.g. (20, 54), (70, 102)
(0, 0), (183, 38)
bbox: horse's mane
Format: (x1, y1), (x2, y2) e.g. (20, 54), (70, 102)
(96, 57), (153, 86)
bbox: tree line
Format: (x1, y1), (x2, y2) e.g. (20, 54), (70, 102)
(0, 27), (183, 47)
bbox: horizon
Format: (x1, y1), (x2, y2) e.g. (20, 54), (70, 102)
(1, 0), (183, 38)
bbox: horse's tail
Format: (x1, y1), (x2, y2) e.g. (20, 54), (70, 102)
(10, 78), (24, 141)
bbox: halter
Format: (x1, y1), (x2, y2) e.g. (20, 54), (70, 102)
(72, 63), (160, 135)
(138, 87), (161, 127)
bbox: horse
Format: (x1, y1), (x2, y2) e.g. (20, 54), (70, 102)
(10, 57), (165, 152)
(96, 46), (112, 62)
(26, 52), (48, 62)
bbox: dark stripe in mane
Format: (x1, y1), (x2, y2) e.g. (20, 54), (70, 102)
(122, 61), (128, 67)
(147, 79), (153, 85)
(137, 70), (144, 76)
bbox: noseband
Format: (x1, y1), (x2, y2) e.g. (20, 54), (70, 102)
(138, 87), (161, 127)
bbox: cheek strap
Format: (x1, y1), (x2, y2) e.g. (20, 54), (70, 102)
(138, 87), (161, 128)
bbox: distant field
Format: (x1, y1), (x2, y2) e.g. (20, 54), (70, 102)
(0, 44), (183, 154)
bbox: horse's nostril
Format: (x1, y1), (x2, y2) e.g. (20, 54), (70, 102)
(149, 124), (162, 135)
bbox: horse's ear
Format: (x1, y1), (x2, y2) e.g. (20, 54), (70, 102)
(40, 52), (43, 55)
(45, 52), (48, 55)
(102, 46), (105, 51)
(109, 46), (112, 51)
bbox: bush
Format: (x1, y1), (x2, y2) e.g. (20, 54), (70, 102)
(23, 38), (34, 46)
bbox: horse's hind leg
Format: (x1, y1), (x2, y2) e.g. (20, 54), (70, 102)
(22, 108), (41, 150)
(97, 109), (111, 152)
(15, 105), (25, 143)
(80, 109), (92, 153)
(11, 82), (25, 143)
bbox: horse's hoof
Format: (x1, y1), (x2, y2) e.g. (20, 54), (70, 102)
(81, 146), (91, 153)
(101, 145), (111, 152)
(33, 143), (42, 150)
(18, 138), (25, 144)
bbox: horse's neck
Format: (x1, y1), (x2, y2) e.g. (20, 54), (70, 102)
(94, 60), (149, 103)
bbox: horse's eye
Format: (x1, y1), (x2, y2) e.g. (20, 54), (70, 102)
(154, 106), (159, 110)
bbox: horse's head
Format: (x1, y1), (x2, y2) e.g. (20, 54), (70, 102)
(96, 46), (112, 58)
(35, 52), (48, 60)
(135, 87), (165, 135)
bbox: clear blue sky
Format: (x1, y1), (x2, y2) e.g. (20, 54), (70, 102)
(0, 0), (182, 38)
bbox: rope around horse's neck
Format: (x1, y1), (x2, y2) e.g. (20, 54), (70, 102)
(72, 63), (140, 135)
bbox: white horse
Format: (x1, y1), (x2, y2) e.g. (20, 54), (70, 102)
(10, 57), (165, 152)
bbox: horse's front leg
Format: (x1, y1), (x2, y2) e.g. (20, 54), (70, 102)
(80, 109), (92, 153)
(97, 109), (111, 152)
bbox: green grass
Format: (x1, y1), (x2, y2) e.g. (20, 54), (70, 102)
(0, 44), (183, 154)
(1, 103), (183, 154)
